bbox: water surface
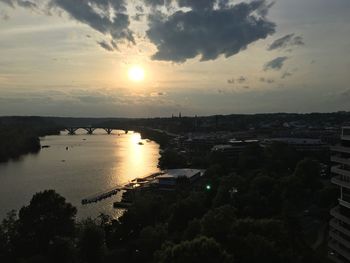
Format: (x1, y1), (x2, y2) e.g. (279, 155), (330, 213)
(0, 130), (160, 219)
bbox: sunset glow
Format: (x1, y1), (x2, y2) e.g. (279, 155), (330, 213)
(128, 66), (145, 82)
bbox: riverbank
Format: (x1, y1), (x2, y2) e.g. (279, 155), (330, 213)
(137, 127), (176, 149)
(0, 117), (61, 163)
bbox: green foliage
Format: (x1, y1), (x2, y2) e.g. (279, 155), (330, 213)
(136, 224), (167, 260)
(48, 237), (77, 263)
(238, 143), (264, 171)
(168, 193), (206, 233)
(264, 142), (299, 173)
(201, 205), (236, 242)
(294, 158), (322, 190)
(78, 219), (106, 263)
(158, 149), (187, 169)
(154, 236), (233, 263)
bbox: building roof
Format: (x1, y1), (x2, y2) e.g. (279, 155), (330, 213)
(158, 169), (202, 179)
(262, 138), (325, 145)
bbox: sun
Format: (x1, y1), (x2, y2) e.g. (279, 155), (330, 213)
(128, 66), (145, 82)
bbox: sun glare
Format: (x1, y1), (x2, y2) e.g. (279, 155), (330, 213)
(128, 66), (145, 82)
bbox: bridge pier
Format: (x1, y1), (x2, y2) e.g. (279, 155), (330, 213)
(84, 127), (96, 135)
(66, 127), (78, 135)
(104, 128), (113, 134)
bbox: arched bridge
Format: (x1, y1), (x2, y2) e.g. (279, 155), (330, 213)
(65, 126), (134, 135)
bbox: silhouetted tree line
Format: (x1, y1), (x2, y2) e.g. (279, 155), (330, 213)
(0, 117), (61, 162)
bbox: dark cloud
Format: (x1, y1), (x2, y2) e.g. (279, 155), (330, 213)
(227, 76), (248, 85)
(259, 77), (274, 83)
(263, 56), (288, 71)
(135, 5), (144, 13)
(268, 33), (304, 51)
(237, 76), (247, 84)
(98, 40), (116, 52)
(1, 0), (134, 45)
(0, 0), (37, 9)
(150, 91), (166, 97)
(227, 78), (235, 85)
(147, 0), (276, 62)
(281, 71), (292, 79)
(132, 13), (145, 21)
(48, 0), (134, 44)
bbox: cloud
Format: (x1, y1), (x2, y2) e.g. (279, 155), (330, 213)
(132, 13), (145, 21)
(263, 56), (288, 71)
(146, 0), (276, 62)
(0, 0), (135, 45)
(281, 71), (292, 79)
(227, 78), (235, 85)
(49, 0), (134, 44)
(0, 10), (10, 20)
(0, 0), (37, 10)
(150, 91), (166, 97)
(227, 76), (247, 85)
(144, 0), (172, 8)
(177, 0), (216, 10)
(98, 40), (117, 52)
(237, 76), (247, 84)
(268, 33), (304, 51)
(259, 77), (274, 83)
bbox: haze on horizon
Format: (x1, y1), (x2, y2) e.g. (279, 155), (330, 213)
(0, 0), (349, 118)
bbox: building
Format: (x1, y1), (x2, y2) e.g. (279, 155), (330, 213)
(329, 126), (350, 262)
(157, 169), (203, 187)
(211, 139), (259, 157)
(260, 137), (328, 152)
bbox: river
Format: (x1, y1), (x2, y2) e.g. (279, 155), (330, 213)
(0, 130), (160, 220)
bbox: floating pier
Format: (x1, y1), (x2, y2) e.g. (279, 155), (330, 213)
(81, 172), (163, 205)
(81, 186), (122, 205)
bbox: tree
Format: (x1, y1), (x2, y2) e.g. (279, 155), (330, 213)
(78, 219), (106, 263)
(294, 158), (322, 190)
(17, 190), (77, 256)
(155, 236), (233, 263)
(158, 149), (187, 169)
(48, 237), (77, 263)
(136, 224), (167, 260)
(0, 210), (18, 262)
(201, 205), (236, 242)
(168, 193), (206, 233)
(238, 143), (264, 171)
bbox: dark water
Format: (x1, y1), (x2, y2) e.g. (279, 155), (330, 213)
(0, 130), (160, 219)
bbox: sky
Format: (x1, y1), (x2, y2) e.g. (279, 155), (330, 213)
(0, 0), (349, 117)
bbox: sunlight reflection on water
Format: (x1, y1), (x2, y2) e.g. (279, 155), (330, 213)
(0, 130), (160, 219)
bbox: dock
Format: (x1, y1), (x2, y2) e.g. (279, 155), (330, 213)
(81, 172), (163, 205)
(81, 186), (123, 205)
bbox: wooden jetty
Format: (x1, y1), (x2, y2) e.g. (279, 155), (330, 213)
(81, 186), (123, 205)
(81, 172), (163, 205)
